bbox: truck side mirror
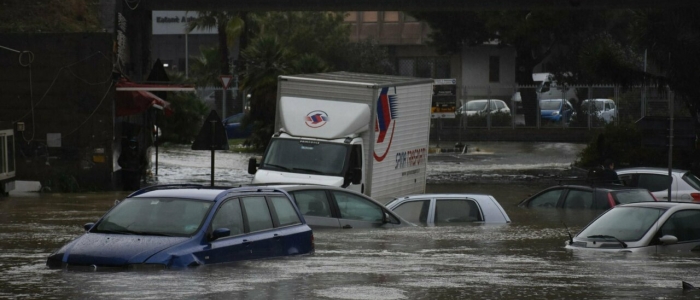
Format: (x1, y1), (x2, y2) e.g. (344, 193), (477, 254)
(248, 158), (258, 174)
(351, 167), (362, 184)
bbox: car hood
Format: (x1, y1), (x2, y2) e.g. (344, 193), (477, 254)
(252, 169), (344, 186)
(60, 233), (189, 267)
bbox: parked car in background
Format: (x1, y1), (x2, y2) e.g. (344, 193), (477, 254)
(223, 112), (252, 139)
(46, 185), (314, 270)
(566, 202), (700, 253)
(270, 184), (411, 229)
(539, 99), (575, 123)
(456, 99), (511, 116)
(580, 99), (616, 123)
(385, 194), (511, 225)
(518, 184), (657, 210)
(617, 168), (700, 202)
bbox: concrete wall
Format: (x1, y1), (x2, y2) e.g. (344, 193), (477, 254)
(0, 33), (116, 190)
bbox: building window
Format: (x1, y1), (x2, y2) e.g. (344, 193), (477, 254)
(396, 57), (451, 78)
(384, 11), (399, 22)
(489, 56), (500, 83)
(344, 11), (357, 22)
(362, 11), (378, 22)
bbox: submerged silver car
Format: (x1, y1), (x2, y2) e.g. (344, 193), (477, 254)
(617, 167), (700, 202)
(566, 202), (700, 253)
(270, 185), (412, 229)
(385, 194), (511, 225)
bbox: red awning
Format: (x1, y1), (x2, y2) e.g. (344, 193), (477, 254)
(115, 78), (191, 117)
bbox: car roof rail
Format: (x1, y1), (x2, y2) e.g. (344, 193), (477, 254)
(127, 184), (206, 197)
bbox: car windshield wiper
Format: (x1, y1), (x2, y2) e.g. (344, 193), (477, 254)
(262, 163), (291, 171)
(291, 167), (324, 174)
(94, 229), (136, 235)
(587, 235), (628, 248)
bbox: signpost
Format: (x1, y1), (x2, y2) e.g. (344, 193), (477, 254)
(220, 75), (233, 119)
(191, 110), (230, 186)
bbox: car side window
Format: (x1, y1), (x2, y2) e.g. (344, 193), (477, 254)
(435, 200), (483, 224)
(392, 200), (430, 224)
(292, 190), (333, 217)
(211, 198), (244, 236)
(638, 174), (671, 192)
(527, 189), (563, 208)
(332, 191), (384, 222)
(619, 174), (634, 186)
(241, 196), (274, 232)
(605, 103), (612, 111)
(269, 196), (301, 227)
(563, 190), (593, 209)
(660, 210), (700, 242)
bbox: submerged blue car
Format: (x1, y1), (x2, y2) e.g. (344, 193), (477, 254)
(46, 185), (314, 270)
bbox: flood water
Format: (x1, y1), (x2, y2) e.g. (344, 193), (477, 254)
(2, 143), (700, 299)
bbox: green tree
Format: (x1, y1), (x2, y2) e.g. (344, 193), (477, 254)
(186, 11), (245, 79)
(239, 35), (292, 148)
(159, 92), (209, 144)
(188, 45), (221, 88)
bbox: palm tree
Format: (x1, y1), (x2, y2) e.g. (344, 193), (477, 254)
(188, 45), (220, 88)
(186, 11), (244, 77)
(239, 35), (292, 148)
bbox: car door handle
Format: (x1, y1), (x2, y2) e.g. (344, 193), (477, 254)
(273, 234), (282, 240)
(342, 225), (352, 229)
(242, 239), (251, 246)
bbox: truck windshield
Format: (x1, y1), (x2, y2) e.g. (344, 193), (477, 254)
(261, 138), (349, 176)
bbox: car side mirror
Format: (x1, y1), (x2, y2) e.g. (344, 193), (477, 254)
(248, 158), (258, 174)
(84, 222), (95, 231)
(659, 235), (678, 245)
(211, 228), (231, 241)
(351, 167), (362, 185)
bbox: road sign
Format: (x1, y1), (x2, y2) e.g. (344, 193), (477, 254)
(191, 110), (230, 151)
(219, 75), (233, 90)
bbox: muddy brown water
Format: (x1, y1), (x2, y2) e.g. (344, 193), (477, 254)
(2, 183), (700, 300)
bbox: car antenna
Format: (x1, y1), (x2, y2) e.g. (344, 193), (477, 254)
(562, 222), (574, 245)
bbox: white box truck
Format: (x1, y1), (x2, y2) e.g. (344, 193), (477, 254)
(248, 72), (433, 203)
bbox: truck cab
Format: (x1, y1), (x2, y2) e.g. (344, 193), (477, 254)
(249, 133), (365, 193)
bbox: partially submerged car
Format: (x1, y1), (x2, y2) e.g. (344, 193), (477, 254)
(46, 185), (314, 270)
(617, 167), (700, 202)
(270, 184), (412, 229)
(385, 194), (511, 225)
(566, 202), (700, 253)
(518, 184), (657, 210)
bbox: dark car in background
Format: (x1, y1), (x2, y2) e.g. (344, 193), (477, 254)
(518, 184), (657, 210)
(46, 185), (314, 270)
(223, 113), (252, 139)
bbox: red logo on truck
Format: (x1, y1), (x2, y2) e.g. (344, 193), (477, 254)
(373, 87), (397, 162)
(305, 111), (328, 128)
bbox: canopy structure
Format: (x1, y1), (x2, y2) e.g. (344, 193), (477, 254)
(115, 78), (194, 117)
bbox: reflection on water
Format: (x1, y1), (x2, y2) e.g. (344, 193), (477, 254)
(2, 184), (700, 299)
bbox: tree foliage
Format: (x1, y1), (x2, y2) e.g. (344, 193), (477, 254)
(159, 92), (209, 144)
(0, 0), (102, 33)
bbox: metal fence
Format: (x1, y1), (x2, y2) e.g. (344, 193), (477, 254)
(433, 84), (683, 131)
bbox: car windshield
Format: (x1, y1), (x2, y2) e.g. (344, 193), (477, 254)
(262, 138), (349, 176)
(539, 100), (562, 110)
(466, 101), (488, 111)
(93, 198), (213, 237)
(682, 172), (700, 190)
(581, 101), (604, 112)
(577, 206), (665, 241)
(612, 190), (656, 204)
